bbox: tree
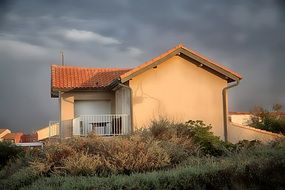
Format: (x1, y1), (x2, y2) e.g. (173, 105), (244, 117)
(250, 104), (285, 134)
(272, 103), (282, 112)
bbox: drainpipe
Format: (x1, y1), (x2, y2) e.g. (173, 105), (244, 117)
(222, 80), (239, 142)
(59, 91), (62, 141)
(118, 83), (134, 134)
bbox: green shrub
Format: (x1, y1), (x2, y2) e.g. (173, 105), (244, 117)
(2, 131), (285, 190)
(148, 119), (229, 156)
(0, 141), (24, 169)
(0, 167), (39, 190)
(250, 105), (285, 134)
(22, 142), (285, 190)
(0, 157), (30, 180)
(183, 120), (228, 156)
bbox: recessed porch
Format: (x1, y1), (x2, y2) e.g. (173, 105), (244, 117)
(49, 87), (132, 139)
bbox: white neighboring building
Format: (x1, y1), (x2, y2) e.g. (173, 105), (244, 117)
(229, 112), (252, 126)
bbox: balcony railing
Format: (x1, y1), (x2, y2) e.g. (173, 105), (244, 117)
(73, 114), (130, 136)
(48, 121), (60, 137)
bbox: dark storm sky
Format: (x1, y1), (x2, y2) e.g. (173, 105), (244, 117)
(0, 0), (284, 133)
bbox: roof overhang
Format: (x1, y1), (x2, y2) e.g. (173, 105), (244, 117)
(120, 45), (242, 83)
(51, 83), (120, 98)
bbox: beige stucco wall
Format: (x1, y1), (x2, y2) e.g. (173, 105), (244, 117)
(129, 55), (228, 139)
(37, 124), (59, 140)
(61, 91), (115, 121)
(228, 123), (284, 143)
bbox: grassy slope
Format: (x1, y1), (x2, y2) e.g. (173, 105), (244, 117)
(19, 145), (285, 190)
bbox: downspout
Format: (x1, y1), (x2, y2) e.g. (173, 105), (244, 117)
(118, 83), (134, 134)
(59, 91), (62, 141)
(222, 79), (239, 142)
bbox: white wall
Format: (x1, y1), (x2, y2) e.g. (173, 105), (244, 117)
(228, 122), (284, 143)
(115, 86), (131, 131)
(229, 114), (252, 125)
(74, 100), (111, 116)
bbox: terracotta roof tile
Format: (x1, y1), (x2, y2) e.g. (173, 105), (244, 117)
(51, 65), (131, 90)
(2, 133), (23, 140)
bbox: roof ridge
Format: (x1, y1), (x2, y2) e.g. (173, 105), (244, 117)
(51, 64), (131, 71)
(120, 43), (183, 79)
(120, 43), (242, 81)
(181, 46), (242, 79)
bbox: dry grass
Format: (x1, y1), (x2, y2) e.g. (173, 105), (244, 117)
(30, 135), (171, 176)
(20, 119), (229, 176)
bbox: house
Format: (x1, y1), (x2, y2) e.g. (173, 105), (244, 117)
(228, 111), (285, 143)
(0, 129), (11, 141)
(50, 44), (242, 141)
(229, 112), (253, 126)
(2, 133), (23, 143)
(37, 122), (59, 141)
(21, 133), (38, 143)
(229, 111), (285, 126)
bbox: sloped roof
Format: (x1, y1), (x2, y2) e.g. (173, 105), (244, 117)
(51, 44), (242, 96)
(51, 65), (131, 90)
(120, 44), (242, 83)
(0, 129), (9, 134)
(2, 133), (23, 140)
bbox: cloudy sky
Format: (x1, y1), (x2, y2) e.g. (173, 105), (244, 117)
(0, 0), (284, 133)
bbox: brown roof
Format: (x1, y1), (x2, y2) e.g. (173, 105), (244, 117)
(2, 133), (23, 140)
(120, 44), (242, 82)
(51, 65), (131, 91)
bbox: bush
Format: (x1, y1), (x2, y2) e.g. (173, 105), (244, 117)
(27, 119), (230, 177)
(30, 136), (170, 176)
(1, 123), (285, 189)
(250, 105), (285, 134)
(63, 152), (105, 176)
(184, 120), (228, 156)
(22, 141), (285, 190)
(0, 141), (24, 169)
(148, 119), (229, 156)
(0, 167), (39, 190)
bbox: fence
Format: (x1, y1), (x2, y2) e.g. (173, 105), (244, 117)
(73, 114), (130, 136)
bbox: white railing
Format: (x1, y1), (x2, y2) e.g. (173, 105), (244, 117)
(48, 121), (60, 138)
(73, 114), (130, 136)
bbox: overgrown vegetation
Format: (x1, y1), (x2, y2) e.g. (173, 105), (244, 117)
(0, 119), (284, 190)
(21, 144), (285, 190)
(250, 104), (285, 134)
(0, 141), (24, 169)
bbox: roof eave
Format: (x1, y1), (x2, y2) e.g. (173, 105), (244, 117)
(121, 47), (242, 83)
(121, 49), (180, 83)
(180, 48), (242, 82)
(50, 84), (118, 98)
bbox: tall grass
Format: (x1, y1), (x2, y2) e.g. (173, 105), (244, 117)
(0, 119), (284, 190)
(21, 141), (285, 190)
